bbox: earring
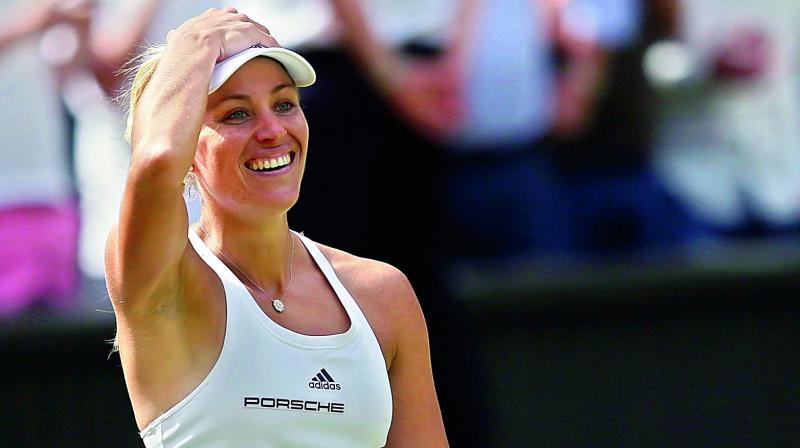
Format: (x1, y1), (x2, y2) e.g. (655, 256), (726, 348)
(183, 171), (199, 202)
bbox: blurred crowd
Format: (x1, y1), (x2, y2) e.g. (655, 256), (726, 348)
(4, 0), (798, 316)
(1, 0), (799, 309)
(1, 1), (798, 445)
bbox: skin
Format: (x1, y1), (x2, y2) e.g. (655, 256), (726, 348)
(104, 8), (448, 447)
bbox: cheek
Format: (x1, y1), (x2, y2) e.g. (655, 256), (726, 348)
(197, 127), (239, 162)
(290, 114), (310, 149)
(194, 133), (232, 183)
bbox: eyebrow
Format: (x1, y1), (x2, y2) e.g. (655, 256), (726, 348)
(217, 83), (299, 103)
(272, 83), (298, 94)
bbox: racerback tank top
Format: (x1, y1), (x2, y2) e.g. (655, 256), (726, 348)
(139, 230), (393, 447)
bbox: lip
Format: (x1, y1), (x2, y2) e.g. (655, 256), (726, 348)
(244, 151), (297, 176)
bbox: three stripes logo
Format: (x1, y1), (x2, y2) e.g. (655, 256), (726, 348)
(308, 368), (342, 391)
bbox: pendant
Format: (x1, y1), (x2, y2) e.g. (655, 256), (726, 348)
(272, 298), (285, 313)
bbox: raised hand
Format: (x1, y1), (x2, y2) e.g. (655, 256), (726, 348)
(165, 7), (279, 63)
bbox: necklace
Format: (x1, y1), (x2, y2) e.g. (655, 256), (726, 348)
(198, 223), (296, 313)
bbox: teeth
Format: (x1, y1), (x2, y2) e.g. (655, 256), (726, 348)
(248, 154), (292, 171)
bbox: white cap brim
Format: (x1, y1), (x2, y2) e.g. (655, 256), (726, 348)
(209, 46), (316, 93)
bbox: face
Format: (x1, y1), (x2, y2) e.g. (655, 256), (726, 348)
(195, 58), (309, 219)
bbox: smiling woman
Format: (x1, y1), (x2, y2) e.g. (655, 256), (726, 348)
(196, 57), (309, 217)
(106, 7), (448, 448)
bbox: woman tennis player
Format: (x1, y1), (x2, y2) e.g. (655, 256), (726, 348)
(105, 7), (448, 447)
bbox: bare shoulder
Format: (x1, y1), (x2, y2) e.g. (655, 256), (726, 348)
(317, 244), (417, 308)
(317, 243), (425, 366)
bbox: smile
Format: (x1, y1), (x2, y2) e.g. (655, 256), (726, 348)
(246, 153), (294, 172)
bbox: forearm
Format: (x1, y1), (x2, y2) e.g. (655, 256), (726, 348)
(554, 0), (611, 126)
(561, 44), (608, 100)
(0, 4), (52, 53)
(131, 42), (216, 174)
(329, 0), (403, 87)
(91, 0), (164, 70)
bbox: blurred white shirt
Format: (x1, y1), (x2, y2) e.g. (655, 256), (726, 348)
(652, 0), (800, 227)
(561, 0), (641, 49)
(456, 0), (555, 148)
(231, 0), (458, 49)
(0, 22), (71, 206)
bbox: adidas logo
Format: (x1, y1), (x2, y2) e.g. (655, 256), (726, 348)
(308, 368), (342, 391)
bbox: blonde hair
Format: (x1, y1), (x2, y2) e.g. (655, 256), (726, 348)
(121, 44), (167, 143)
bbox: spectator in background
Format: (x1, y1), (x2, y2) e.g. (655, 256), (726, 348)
(649, 0), (800, 237)
(551, 0), (701, 256)
(0, 1), (80, 317)
(324, 1), (603, 445)
(332, 0), (592, 262)
(273, 0), (450, 274)
(441, 0), (575, 261)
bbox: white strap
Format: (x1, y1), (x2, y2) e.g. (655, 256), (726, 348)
(293, 231), (362, 318)
(187, 228), (240, 285)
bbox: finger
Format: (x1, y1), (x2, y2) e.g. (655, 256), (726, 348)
(231, 12), (272, 40)
(249, 28), (280, 48)
(246, 17), (272, 37)
(228, 25), (279, 49)
(218, 29), (280, 61)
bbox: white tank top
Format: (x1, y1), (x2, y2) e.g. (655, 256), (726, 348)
(140, 230), (393, 447)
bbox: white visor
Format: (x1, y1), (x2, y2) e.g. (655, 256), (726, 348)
(209, 45), (316, 93)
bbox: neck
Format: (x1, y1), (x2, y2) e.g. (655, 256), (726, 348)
(196, 210), (296, 294)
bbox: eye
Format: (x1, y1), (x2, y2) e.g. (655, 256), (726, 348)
(225, 109), (249, 121)
(275, 101), (295, 113)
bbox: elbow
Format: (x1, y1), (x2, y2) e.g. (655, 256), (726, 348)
(129, 145), (192, 188)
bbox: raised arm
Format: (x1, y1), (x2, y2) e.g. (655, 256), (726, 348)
(90, 0), (164, 71)
(87, 0), (176, 95)
(329, 0), (464, 140)
(105, 8), (276, 315)
(546, 0), (616, 138)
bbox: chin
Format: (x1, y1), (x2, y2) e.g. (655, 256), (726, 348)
(256, 190), (301, 214)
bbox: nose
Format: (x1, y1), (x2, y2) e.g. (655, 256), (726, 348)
(253, 110), (287, 144)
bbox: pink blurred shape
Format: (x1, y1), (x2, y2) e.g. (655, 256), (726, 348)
(0, 201), (80, 317)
